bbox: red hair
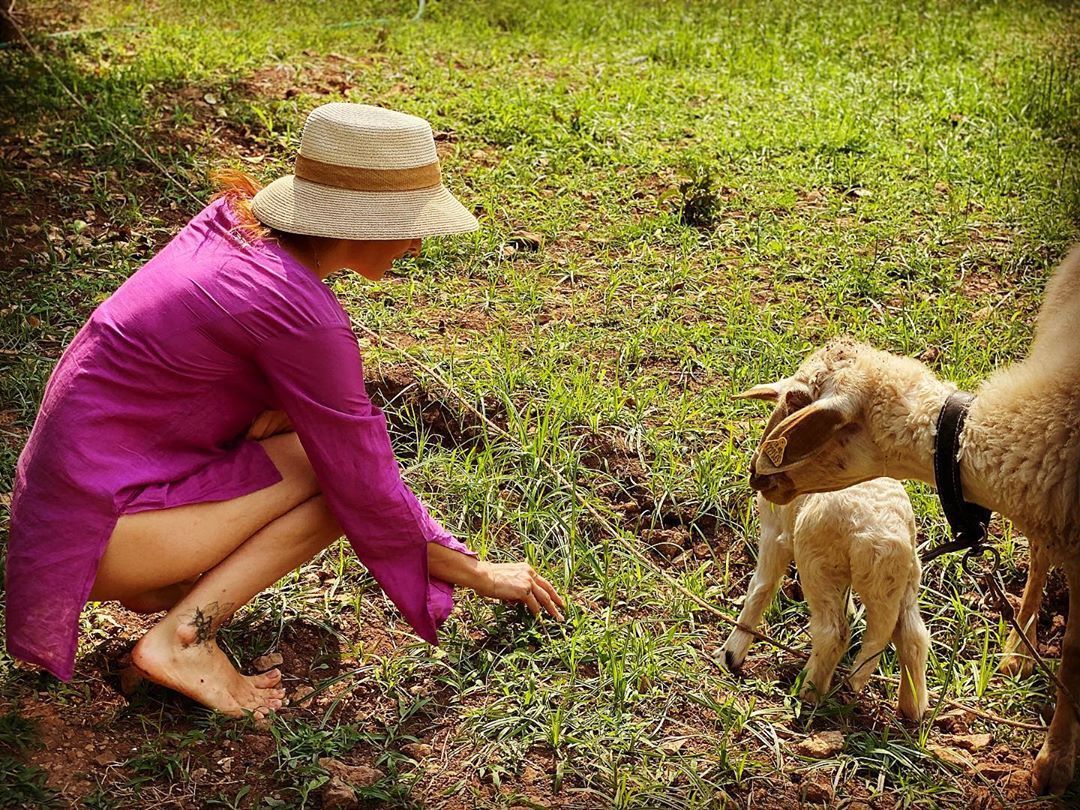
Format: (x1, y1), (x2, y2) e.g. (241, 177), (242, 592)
(209, 168), (279, 242)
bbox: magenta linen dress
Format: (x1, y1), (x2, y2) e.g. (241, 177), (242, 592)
(6, 198), (473, 681)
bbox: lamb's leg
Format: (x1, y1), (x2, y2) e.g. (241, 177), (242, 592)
(848, 591), (902, 696)
(799, 577), (849, 703)
(1001, 541), (1049, 678)
(722, 520), (794, 673)
(1033, 564), (1080, 795)
(892, 586), (930, 721)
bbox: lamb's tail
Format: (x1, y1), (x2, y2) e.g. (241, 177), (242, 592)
(1029, 244), (1080, 363)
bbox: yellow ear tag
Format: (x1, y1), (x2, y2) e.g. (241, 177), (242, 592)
(761, 437), (787, 467)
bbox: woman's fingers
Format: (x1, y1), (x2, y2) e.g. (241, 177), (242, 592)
(522, 591), (542, 618)
(533, 574), (565, 609)
(531, 582), (564, 621)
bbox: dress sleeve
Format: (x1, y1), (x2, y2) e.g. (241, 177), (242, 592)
(253, 325), (475, 642)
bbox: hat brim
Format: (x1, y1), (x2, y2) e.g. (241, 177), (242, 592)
(251, 175), (479, 240)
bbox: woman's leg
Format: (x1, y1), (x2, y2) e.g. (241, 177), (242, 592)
(90, 432), (343, 717)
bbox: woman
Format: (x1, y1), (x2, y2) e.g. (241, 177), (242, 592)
(6, 103), (564, 718)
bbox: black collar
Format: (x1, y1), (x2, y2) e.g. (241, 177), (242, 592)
(922, 391), (993, 563)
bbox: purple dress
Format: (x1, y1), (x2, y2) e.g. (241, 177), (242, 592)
(6, 198), (473, 681)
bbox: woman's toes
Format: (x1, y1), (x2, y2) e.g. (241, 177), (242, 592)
(253, 668), (282, 688)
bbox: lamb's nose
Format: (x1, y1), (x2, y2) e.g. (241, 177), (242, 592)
(748, 471), (773, 492)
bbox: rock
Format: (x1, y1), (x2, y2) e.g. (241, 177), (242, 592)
(801, 774), (834, 804)
(1003, 768), (1032, 796)
(252, 652), (283, 672)
(93, 750), (116, 767)
(659, 738), (685, 754)
(321, 777), (358, 809)
(216, 756), (234, 774)
(506, 231), (543, 252)
(401, 742), (433, 760)
(793, 731), (845, 759)
(928, 744), (973, 769)
(642, 528), (689, 560)
(932, 709), (971, 734)
(975, 762), (1011, 779)
(290, 685), (316, 704)
(509, 796), (550, 809)
(952, 733), (992, 753)
(319, 757), (382, 787)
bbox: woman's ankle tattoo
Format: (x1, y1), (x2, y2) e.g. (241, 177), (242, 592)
(187, 601), (233, 645)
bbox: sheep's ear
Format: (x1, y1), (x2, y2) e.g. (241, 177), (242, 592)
(734, 383), (781, 402)
(758, 399), (850, 468)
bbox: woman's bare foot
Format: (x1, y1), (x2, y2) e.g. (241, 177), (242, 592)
(131, 607), (284, 719)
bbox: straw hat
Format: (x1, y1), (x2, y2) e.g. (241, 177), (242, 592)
(251, 103), (478, 240)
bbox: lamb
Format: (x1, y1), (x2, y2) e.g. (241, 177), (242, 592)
(743, 245), (1080, 795)
(723, 387), (928, 722)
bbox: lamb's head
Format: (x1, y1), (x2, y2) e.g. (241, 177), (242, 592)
(738, 340), (892, 504)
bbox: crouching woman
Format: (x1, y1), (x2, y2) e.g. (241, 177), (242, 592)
(6, 103), (563, 718)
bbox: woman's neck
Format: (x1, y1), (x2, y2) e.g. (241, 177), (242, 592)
(278, 234), (333, 280)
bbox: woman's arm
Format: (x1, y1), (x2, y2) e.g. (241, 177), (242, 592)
(427, 543), (565, 621)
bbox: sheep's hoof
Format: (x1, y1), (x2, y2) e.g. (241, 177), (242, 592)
(723, 649), (744, 676)
(897, 697), (928, 723)
(1033, 739), (1076, 796)
(999, 653), (1035, 679)
(798, 681), (825, 704)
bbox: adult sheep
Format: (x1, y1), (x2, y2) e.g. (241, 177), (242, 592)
(743, 246), (1080, 795)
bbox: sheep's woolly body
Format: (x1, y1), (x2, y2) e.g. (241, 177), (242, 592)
(748, 245), (1080, 793)
(724, 480), (928, 720)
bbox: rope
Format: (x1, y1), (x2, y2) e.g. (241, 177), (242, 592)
(7, 10), (1050, 736)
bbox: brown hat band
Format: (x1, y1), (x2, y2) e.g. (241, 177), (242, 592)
(295, 154), (442, 192)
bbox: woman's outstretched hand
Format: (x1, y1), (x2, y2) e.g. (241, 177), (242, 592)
(474, 561), (565, 622)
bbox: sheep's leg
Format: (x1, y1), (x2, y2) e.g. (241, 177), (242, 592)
(892, 586), (930, 721)
(799, 577), (849, 703)
(1033, 564), (1080, 795)
(847, 591), (902, 695)
(1001, 541), (1049, 678)
(722, 522), (793, 673)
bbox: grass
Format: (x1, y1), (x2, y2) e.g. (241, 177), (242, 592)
(1, 0), (1079, 806)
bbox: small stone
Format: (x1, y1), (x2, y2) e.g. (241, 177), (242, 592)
(203, 92), (218, 105)
(801, 774), (834, 804)
(319, 757), (382, 787)
(509, 796), (550, 809)
(401, 742), (433, 759)
(975, 762), (1011, 779)
(659, 738), (685, 754)
(1003, 768), (1032, 793)
(321, 777), (358, 809)
(291, 685), (316, 704)
(928, 744), (973, 769)
(94, 750), (116, 767)
(693, 543), (710, 558)
(190, 767), (208, 783)
(952, 733), (992, 752)
(506, 231), (543, 252)
(932, 708), (972, 734)
(793, 731), (845, 759)
(252, 652), (283, 671)
(217, 756), (234, 774)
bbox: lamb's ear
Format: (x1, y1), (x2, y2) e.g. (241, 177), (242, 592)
(758, 398), (850, 468)
(734, 383), (781, 402)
